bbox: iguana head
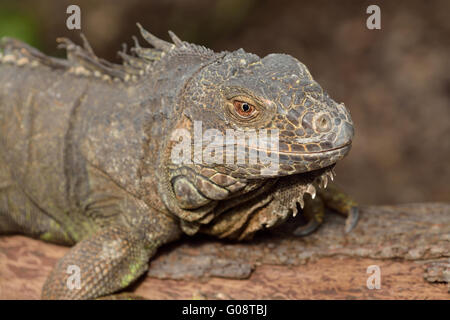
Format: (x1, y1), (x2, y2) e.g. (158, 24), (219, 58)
(135, 26), (353, 236)
(180, 49), (354, 178)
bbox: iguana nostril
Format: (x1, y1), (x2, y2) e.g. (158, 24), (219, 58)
(314, 114), (331, 133)
(335, 121), (354, 147)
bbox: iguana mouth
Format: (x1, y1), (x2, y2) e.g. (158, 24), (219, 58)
(286, 142), (352, 155)
(272, 144), (352, 159)
(244, 141), (351, 155)
(228, 142), (351, 178)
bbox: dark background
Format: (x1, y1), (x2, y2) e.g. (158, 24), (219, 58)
(0, 0), (449, 205)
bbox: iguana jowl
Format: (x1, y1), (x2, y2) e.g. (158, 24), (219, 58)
(0, 24), (357, 299)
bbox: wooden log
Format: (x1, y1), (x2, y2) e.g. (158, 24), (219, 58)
(0, 203), (448, 299)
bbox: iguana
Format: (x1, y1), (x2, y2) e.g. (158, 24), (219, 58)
(0, 24), (357, 299)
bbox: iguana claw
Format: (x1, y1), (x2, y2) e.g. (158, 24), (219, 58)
(344, 206), (359, 233)
(293, 218), (322, 236)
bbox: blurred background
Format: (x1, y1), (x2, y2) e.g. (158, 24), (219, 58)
(0, 0), (449, 205)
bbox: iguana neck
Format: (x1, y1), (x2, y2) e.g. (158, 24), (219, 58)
(80, 51), (225, 217)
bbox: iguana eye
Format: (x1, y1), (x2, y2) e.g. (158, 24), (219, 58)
(233, 100), (258, 118)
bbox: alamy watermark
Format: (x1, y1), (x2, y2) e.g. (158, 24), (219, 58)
(366, 265), (381, 289)
(66, 264), (81, 290)
(170, 121), (280, 176)
(66, 5), (81, 30)
(366, 5), (381, 30)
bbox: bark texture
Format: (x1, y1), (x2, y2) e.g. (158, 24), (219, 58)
(0, 203), (448, 299)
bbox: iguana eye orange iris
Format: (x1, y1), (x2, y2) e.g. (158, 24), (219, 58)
(233, 100), (257, 118)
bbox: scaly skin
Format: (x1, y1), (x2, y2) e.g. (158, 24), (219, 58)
(0, 24), (357, 299)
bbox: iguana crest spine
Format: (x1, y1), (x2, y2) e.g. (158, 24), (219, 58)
(0, 23), (218, 83)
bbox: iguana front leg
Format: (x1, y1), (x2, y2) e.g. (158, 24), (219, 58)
(317, 183), (359, 233)
(42, 224), (152, 299)
(42, 198), (181, 300)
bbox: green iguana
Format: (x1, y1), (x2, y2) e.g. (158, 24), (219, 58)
(0, 24), (357, 299)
